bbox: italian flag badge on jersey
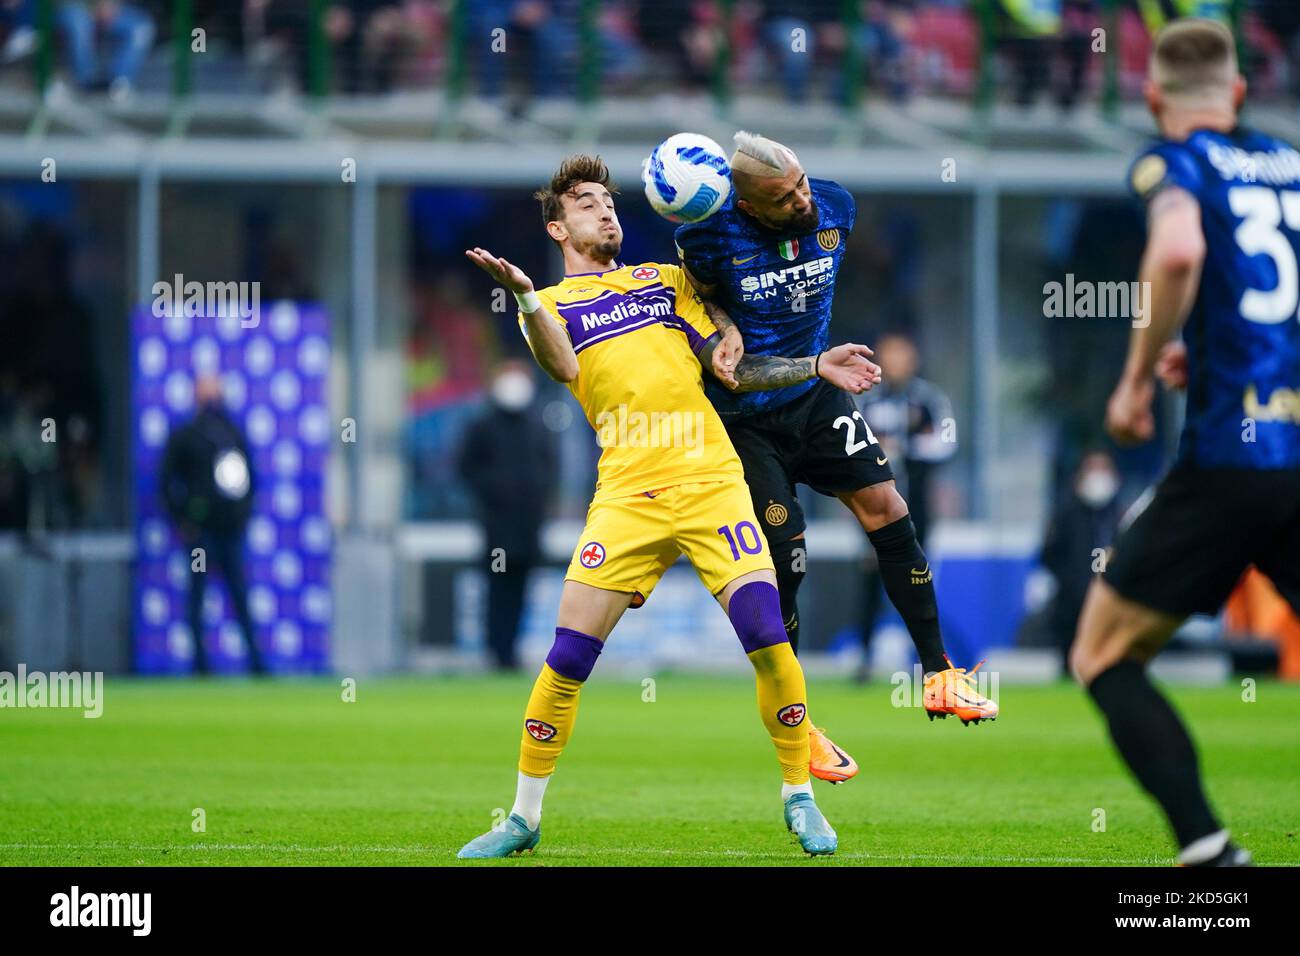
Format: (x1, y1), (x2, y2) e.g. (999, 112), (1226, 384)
(777, 238), (799, 261)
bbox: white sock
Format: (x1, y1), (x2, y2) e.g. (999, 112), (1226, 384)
(781, 780), (814, 802)
(1177, 829), (1229, 865)
(510, 771), (550, 830)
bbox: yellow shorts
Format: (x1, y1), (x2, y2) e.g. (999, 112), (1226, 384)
(565, 480), (775, 605)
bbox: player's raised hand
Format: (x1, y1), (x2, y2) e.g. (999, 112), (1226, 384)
(817, 343), (883, 394)
(1106, 375), (1156, 445)
(465, 247), (534, 295)
(1154, 340), (1188, 391)
(712, 325), (744, 389)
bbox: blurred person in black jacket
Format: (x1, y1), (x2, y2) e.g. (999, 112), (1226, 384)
(1039, 449), (1122, 670)
(853, 333), (955, 677)
(160, 373), (265, 675)
(0, 224), (102, 528)
(456, 361), (556, 671)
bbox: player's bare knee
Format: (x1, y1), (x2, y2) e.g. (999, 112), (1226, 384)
(1069, 637), (1109, 686)
(1073, 634), (1153, 686)
(720, 569), (776, 610)
(1071, 582), (1173, 684)
(842, 482), (908, 530)
(557, 580), (632, 640)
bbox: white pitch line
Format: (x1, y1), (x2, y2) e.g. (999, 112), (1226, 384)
(0, 842), (431, 855)
(523, 846), (1171, 865)
(0, 842), (1187, 865)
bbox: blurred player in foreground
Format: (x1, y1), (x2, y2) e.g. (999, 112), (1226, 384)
(1073, 18), (1300, 866)
(458, 155), (881, 858)
(675, 131), (999, 748)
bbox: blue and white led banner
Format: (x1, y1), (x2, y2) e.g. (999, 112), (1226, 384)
(131, 303), (332, 674)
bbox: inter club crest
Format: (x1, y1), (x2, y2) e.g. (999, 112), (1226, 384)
(631, 266), (659, 280)
(777, 702), (806, 727)
(525, 719), (557, 741)
(579, 541), (606, 568)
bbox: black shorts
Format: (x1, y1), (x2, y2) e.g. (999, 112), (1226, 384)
(723, 378), (894, 544)
(1105, 463), (1300, 617)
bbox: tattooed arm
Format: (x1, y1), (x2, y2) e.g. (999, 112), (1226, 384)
(696, 336), (882, 395)
(682, 259), (745, 387)
(732, 353), (818, 393)
(683, 258), (880, 395)
(701, 299), (744, 389)
(702, 298), (739, 338)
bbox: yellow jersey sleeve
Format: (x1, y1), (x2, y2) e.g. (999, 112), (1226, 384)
(661, 264), (719, 354)
(516, 287), (567, 354)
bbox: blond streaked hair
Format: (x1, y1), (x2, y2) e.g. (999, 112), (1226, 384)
(1150, 18), (1238, 105)
(730, 130), (800, 198)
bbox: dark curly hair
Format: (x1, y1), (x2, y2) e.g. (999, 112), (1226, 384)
(534, 154), (619, 228)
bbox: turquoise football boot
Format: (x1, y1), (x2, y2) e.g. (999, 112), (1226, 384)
(457, 813), (541, 859)
(783, 792), (837, 856)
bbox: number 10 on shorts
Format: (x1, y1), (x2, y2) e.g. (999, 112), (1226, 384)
(717, 521), (764, 560)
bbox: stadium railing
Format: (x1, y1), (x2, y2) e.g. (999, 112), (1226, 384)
(8, 1), (1280, 127)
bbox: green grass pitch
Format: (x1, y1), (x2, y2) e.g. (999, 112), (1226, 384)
(1, 674), (1297, 866)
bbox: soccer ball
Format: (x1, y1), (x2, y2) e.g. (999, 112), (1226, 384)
(642, 133), (732, 223)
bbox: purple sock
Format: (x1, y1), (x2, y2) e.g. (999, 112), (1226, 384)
(545, 627), (603, 681)
(727, 581), (789, 654)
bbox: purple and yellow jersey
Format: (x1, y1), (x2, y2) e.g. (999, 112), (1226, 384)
(674, 177), (856, 418)
(520, 262), (745, 501)
(1130, 127), (1300, 468)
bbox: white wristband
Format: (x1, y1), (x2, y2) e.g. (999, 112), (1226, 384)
(515, 290), (541, 313)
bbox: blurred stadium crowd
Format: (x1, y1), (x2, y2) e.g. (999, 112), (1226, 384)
(6, 4), (1300, 537)
(0, 2), (1297, 103)
(2, 3), (1300, 676)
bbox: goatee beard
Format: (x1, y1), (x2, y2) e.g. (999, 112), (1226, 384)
(789, 201), (820, 234)
(588, 238), (621, 262)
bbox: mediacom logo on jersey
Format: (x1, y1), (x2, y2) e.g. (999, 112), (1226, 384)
(578, 294), (674, 332)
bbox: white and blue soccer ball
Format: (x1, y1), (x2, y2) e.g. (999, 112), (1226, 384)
(642, 132), (732, 223)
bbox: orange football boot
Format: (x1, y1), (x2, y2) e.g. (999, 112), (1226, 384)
(923, 656), (999, 725)
(808, 726), (858, 783)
